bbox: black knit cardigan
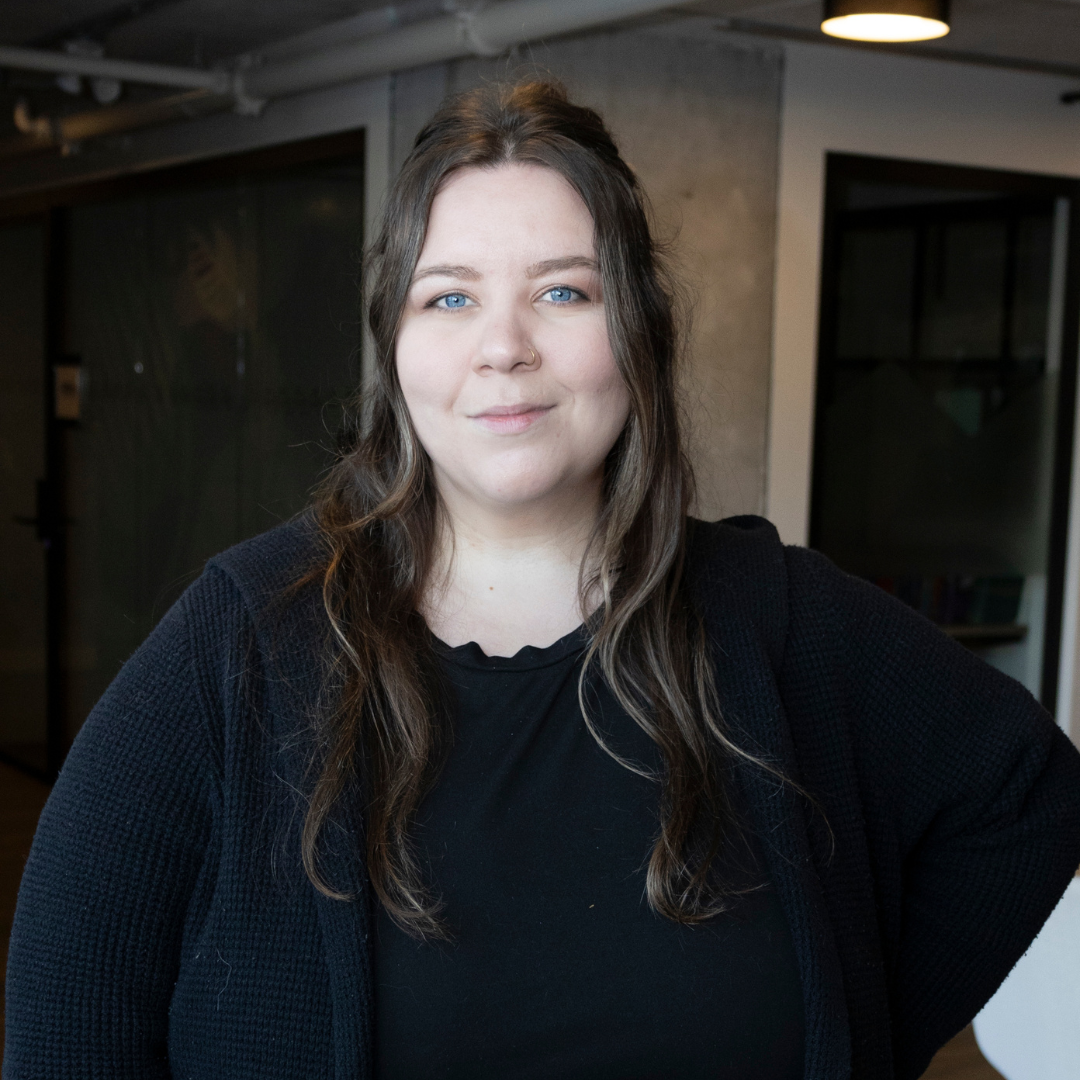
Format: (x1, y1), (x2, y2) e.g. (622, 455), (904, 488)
(6, 515), (1080, 1079)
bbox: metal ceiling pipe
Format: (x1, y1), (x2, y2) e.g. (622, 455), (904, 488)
(6, 89), (234, 160)
(0, 0), (683, 160)
(242, 0), (683, 101)
(56, 89), (233, 141)
(0, 44), (231, 93)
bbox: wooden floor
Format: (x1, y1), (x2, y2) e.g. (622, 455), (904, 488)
(0, 760), (1005, 1076)
(922, 1025), (1004, 1080)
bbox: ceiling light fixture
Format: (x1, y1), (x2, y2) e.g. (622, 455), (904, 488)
(821, 0), (950, 43)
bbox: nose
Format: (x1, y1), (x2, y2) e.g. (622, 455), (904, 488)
(472, 307), (539, 375)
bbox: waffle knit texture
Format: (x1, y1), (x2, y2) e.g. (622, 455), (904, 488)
(5, 514), (1080, 1079)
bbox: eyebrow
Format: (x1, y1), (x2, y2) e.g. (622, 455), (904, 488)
(526, 256), (598, 278)
(410, 255), (598, 285)
(412, 263), (482, 283)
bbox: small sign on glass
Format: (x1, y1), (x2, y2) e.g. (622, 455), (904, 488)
(54, 364), (82, 421)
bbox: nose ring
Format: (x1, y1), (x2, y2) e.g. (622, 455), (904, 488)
(528, 346), (538, 364)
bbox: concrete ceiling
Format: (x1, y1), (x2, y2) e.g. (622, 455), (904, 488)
(1, 0), (1079, 139)
(0, 0), (441, 66)
(2, 0), (1079, 71)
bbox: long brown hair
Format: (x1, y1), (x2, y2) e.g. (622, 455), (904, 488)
(307, 80), (751, 938)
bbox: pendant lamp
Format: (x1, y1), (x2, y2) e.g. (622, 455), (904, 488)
(821, 0), (950, 42)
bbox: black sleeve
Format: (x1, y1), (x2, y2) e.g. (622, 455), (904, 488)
(3, 567), (243, 1078)
(783, 546), (1080, 1080)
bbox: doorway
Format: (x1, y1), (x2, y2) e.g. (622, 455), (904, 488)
(0, 131), (365, 779)
(811, 153), (1080, 711)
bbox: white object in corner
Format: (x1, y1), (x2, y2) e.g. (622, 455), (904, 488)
(972, 878), (1080, 1080)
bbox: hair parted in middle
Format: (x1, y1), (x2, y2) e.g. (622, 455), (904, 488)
(307, 79), (759, 939)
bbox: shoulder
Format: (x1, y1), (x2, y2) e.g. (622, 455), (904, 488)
(686, 515), (786, 598)
(779, 540), (998, 694)
(150, 514), (327, 711)
(688, 515), (949, 647)
(686, 515), (788, 668)
(770, 536), (1031, 724)
(687, 514), (783, 565)
(205, 512), (323, 620)
(686, 518), (1019, 702)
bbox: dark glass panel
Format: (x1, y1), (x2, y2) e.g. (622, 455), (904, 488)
(814, 168), (1063, 698)
(65, 166), (362, 733)
(0, 221), (46, 771)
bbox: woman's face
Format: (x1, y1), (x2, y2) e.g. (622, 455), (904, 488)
(395, 163), (631, 520)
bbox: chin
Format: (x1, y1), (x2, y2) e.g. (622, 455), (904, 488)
(479, 480), (568, 509)
(469, 462), (583, 509)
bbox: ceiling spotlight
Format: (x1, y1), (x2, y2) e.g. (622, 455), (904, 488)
(821, 0), (950, 42)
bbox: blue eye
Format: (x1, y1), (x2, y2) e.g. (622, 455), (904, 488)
(545, 286), (578, 304)
(434, 292), (471, 309)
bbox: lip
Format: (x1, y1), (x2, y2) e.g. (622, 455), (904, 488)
(469, 403), (554, 434)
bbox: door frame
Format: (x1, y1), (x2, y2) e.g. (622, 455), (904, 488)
(768, 40), (1080, 740)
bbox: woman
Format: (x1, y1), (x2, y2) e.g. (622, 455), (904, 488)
(6, 81), (1080, 1080)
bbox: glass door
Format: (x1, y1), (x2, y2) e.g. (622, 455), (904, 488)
(62, 159), (364, 737)
(0, 132), (365, 777)
(811, 155), (1080, 709)
(0, 220), (47, 775)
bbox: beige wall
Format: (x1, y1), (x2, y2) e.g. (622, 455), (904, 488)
(390, 24), (784, 521)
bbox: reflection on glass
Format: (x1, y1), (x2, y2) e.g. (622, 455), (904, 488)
(814, 175), (1067, 698)
(65, 167), (363, 735)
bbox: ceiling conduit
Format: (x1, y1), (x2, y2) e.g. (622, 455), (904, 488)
(0, 0), (683, 156)
(241, 0), (685, 100)
(0, 44), (232, 93)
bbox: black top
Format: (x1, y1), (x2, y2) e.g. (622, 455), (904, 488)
(375, 627), (805, 1079)
(8, 516), (1080, 1080)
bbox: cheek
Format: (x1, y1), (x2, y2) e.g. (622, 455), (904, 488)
(394, 321), (430, 399)
(551, 346), (632, 469)
(592, 376), (632, 451)
(395, 323), (458, 419)
(558, 326), (630, 417)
